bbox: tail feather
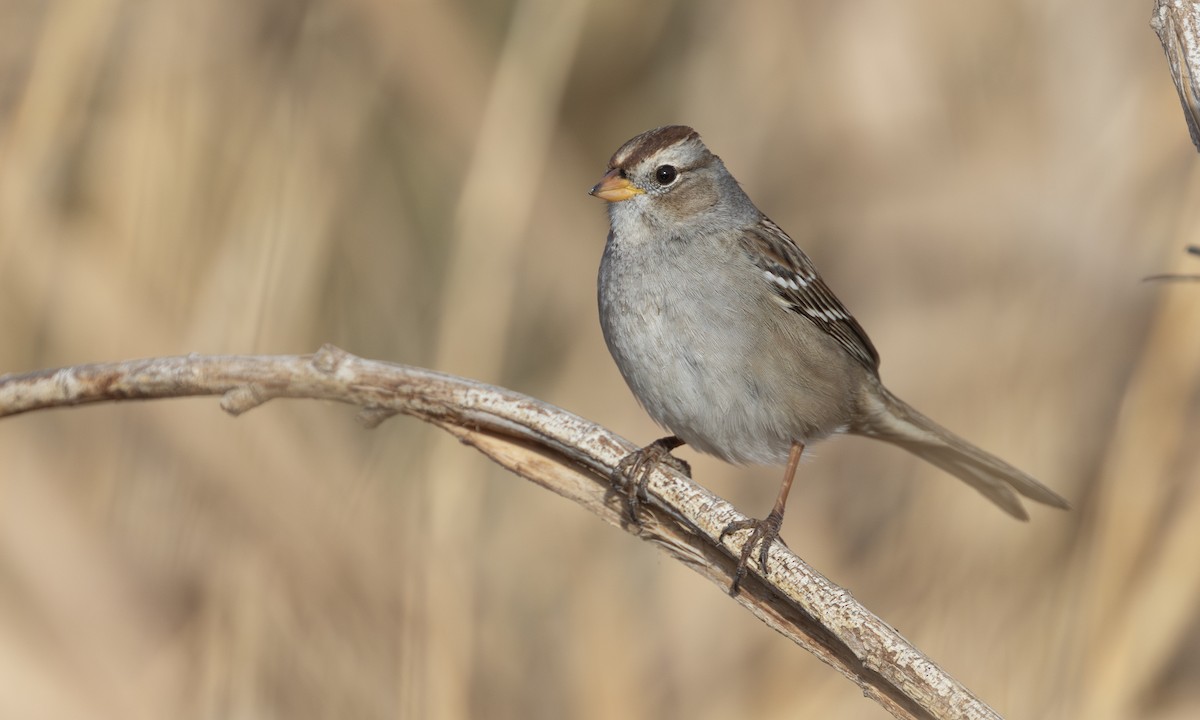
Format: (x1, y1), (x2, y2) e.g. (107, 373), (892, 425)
(855, 384), (1070, 519)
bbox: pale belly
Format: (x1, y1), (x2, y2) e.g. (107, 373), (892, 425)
(598, 244), (855, 465)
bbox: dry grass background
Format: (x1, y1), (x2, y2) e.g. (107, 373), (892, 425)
(1, 0), (1198, 718)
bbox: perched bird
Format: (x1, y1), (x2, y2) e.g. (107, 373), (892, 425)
(589, 125), (1068, 591)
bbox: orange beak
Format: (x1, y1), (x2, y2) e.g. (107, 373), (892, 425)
(589, 169), (644, 202)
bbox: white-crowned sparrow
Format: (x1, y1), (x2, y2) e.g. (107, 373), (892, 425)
(590, 125), (1069, 591)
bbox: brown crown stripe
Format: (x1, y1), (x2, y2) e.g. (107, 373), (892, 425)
(609, 125), (701, 169)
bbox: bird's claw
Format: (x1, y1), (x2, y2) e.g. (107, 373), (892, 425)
(720, 510), (785, 595)
(610, 436), (690, 524)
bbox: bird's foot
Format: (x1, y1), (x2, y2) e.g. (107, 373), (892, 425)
(611, 436), (690, 524)
(720, 510), (786, 595)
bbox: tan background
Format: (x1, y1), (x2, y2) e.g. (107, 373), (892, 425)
(2, 1), (1199, 718)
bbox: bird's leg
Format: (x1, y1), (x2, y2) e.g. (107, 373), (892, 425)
(611, 435), (690, 523)
(720, 441), (804, 594)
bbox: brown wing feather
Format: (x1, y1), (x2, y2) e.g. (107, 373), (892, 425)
(740, 218), (881, 372)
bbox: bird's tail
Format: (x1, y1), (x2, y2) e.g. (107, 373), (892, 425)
(853, 382), (1069, 519)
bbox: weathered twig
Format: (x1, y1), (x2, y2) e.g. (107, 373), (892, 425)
(1152, 0), (1200, 153)
(0, 345), (1002, 720)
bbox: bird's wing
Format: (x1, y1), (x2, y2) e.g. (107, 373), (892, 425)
(739, 217), (880, 372)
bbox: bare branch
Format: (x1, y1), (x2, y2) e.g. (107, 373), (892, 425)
(1152, 0), (1200, 153)
(0, 345), (1002, 720)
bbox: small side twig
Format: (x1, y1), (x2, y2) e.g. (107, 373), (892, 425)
(1144, 245), (1200, 282)
(0, 345), (1003, 720)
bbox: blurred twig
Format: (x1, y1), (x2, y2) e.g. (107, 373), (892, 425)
(1152, 0), (1200, 152)
(0, 345), (1003, 720)
(1143, 245), (1200, 281)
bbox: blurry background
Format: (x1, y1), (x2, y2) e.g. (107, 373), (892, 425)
(1, 0), (1198, 718)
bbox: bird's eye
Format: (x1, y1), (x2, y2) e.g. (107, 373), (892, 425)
(654, 165), (678, 185)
